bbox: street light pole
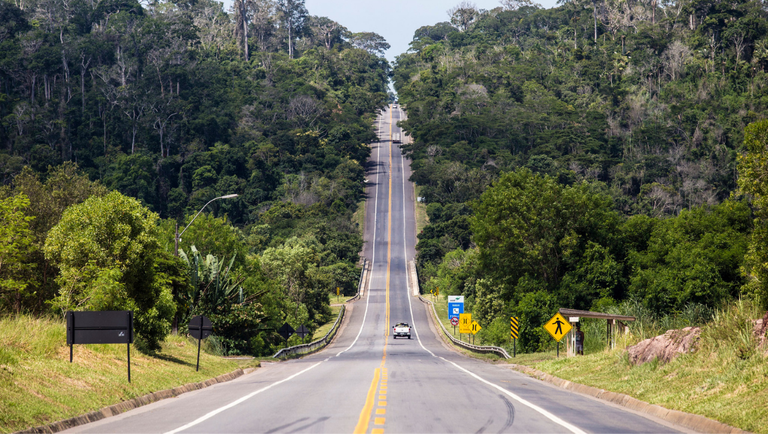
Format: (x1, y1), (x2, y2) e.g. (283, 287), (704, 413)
(172, 194), (238, 335)
(174, 194), (238, 257)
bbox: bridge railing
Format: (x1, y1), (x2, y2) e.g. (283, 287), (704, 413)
(272, 259), (367, 359)
(411, 260), (510, 359)
(272, 305), (345, 359)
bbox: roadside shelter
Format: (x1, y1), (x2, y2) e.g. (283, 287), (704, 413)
(558, 308), (636, 356)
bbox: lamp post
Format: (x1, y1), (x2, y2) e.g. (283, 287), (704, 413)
(172, 194), (238, 335)
(174, 194), (239, 257)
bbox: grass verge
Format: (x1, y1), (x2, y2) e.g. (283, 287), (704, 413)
(414, 185), (428, 235)
(422, 295), (507, 363)
(515, 302), (768, 432)
(313, 305), (343, 341)
(352, 199), (365, 236)
(0, 315), (258, 434)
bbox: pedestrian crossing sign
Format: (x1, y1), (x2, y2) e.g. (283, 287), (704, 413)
(543, 313), (571, 342)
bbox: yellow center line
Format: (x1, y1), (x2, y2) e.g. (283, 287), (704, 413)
(386, 105), (392, 338)
(353, 368), (380, 434)
(354, 106), (394, 434)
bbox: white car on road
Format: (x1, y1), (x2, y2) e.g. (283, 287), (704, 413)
(393, 322), (411, 339)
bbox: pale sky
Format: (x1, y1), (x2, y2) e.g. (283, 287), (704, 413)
(222, 0), (559, 63)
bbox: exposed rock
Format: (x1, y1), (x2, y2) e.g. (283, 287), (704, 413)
(753, 311), (768, 348)
(627, 327), (701, 366)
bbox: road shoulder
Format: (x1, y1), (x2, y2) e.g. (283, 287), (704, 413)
(508, 364), (749, 434)
(26, 368), (255, 434)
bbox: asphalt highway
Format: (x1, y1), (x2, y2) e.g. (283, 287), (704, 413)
(63, 105), (683, 434)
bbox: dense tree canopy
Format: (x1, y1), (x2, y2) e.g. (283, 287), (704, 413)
(44, 191), (175, 351)
(0, 0), (388, 356)
(396, 0), (766, 351)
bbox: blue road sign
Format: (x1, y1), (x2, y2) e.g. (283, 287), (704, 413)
(448, 295), (464, 320)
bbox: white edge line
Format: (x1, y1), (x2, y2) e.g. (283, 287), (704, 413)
(163, 361), (323, 434)
(335, 106), (385, 357)
(164, 109), (389, 434)
(437, 357), (587, 434)
(397, 108), (585, 434)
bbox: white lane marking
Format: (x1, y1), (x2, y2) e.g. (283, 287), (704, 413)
(396, 118), (585, 434)
(164, 111), (390, 434)
(438, 357), (586, 434)
(405, 284), (585, 434)
(336, 108), (385, 357)
(163, 362), (323, 434)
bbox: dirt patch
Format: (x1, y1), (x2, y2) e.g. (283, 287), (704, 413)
(627, 326), (701, 366)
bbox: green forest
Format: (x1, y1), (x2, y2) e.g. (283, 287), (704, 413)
(393, 0), (768, 351)
(4, 0), (768, 358)
(0, 0), (389, 355)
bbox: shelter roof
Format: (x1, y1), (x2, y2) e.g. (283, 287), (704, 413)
(558, 308), (635, 322)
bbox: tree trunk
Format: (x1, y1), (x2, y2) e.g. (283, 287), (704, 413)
(243, 12), (249, 61)
(288, 21), (293, 59)
(593, 0), (597, 43)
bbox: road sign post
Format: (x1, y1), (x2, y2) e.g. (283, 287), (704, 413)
(510, 316), (519, 357)
(278, 323), (295, 344)
(67, 311), (133, 382)
(450, 316), (459, 335)
(543, 313), (572, 358)
(470, 321), (481, 345)
(448, 296), (464, 323)
(188, 315), (212, 372)
(296, 325), (310, 339)
(459, 313), (472, 342)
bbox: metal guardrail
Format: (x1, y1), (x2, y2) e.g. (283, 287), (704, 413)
(410, 259), (509, 359)
(272, 305), (345, 359)
(345, 258), (367, 303)
(272, 259), (367, 359)
(418, 295), (511, 359)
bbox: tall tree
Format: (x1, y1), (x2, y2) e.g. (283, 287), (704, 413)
(44, 191), (175, 351)
(233, 0), (251, 61)
(309, 16), (346, 50)
(447, 1), (479, 32)
(0, 193), (35, 314)
(9, 164), (108, 313)
(276, 0), (307, 59)
(349, 32), (390, 57)
(737, 120), (768, 308)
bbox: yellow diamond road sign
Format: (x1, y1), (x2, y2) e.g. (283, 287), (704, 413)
(470, 321), (482, 335)
(543, 313), (572, 342)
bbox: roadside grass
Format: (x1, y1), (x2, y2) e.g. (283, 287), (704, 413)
(414, 185), (428, 235)
(424, 295), (510, 363)
(516, 301), (768, 432)
(313, 305), (343, 341)
(352, 199), (365, 236)
(427, 295), (500, 348)
(0, 315), (258, 434)
(424, 294), (767, 431)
